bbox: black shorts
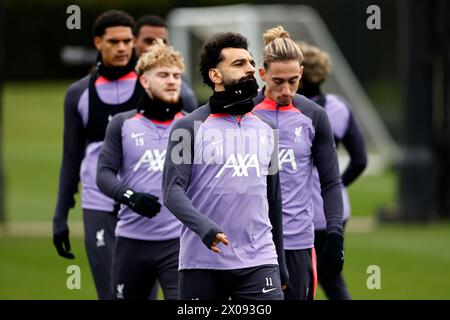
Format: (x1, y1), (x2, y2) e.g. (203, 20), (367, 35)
(112, 236), (179, 300)
(83, 209), (118, 300)
(179, 264), (284, 300)
(284, 248), (317, 300)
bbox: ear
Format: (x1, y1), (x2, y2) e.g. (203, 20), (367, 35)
(259, 68), (266, 82)
(208, 68), (222, 85)
(139, 74), (149, 89)
(94, 36), (102, 50)
(299, 65), (304, 79)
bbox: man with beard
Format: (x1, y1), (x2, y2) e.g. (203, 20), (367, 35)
(97, 40), (184, 300)
(162, 32), (288, 300)
(52, 10), (141, 299)
(134, 14), (198, 113)
(253, 26), (344, 300)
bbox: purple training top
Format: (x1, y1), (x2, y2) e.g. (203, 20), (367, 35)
(253, 92), (344, 250)
(162, 104), (288, 284)
(97, 110), (184, 241)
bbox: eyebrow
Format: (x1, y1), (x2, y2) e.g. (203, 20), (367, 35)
(156, 71), (182, 75)
(143, 36), (168, 43)
(272, 75), (300, 81)
(232, 58), (255, 66)
(107, 37), (133, 42)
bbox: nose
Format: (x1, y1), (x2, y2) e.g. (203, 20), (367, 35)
(117, 41), (126, 51)
(246, 61), (256, 74)
(281, 84), (292, 96)
(167, 75), (177, 85)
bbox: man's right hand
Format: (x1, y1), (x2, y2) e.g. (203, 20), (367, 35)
(210, 232), (230, 253)
(53, 229), (75, 259)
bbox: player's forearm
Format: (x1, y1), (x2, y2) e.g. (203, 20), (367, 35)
(341, 112), (367, 186)
(322, 183), (344, 235)
(163, 180), (221, 247)
(96, 114), (128, 202)
(315, 151), (344, 234)
(318, 149), (344, 234)
(53, 144), (84, 231)
(342, 159), (367, 187)
(96, 158), (126, 202)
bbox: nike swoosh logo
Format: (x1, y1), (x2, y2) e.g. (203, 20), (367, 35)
(262, 287), (277, 294)
(131, 132), (145, 138)
(211, 140), (223, 145)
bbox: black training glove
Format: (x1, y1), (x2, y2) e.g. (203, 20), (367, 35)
(317, 232), (344, 281)
(53, 229), (75, 259)
(121, 189), (161, 218)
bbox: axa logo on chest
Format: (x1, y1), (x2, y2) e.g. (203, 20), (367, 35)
(165, 124), (281, 175)
(133, 149), (167, 172)
(279, 148), (297, 170)
(215, 154), (262, 178)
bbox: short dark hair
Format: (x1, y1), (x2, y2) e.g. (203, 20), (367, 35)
(135, 15), (167, 36)
(92, 10), (135, 37)
(199, 32), (249, 88)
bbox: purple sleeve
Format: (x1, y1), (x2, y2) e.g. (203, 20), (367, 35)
(162, 107), (222, 248)
(340, 111), (368, 186)
(96, 111), (135, 202)
(52, 79), (88, 233)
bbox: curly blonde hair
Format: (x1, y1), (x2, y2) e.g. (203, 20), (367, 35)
(136, 39), (185, 75)
(262, 26), (303, 69)
(297, 42), (332, 84)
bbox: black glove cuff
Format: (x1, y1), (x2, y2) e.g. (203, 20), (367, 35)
(202, 227), (223, 249)
(120, 189), (135, 206)
(326, 232), (344, 248)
